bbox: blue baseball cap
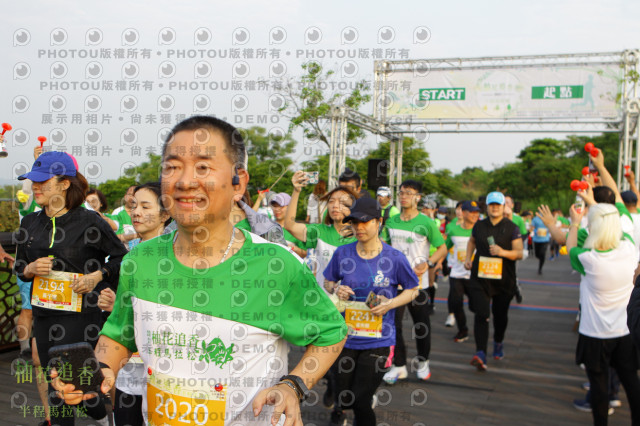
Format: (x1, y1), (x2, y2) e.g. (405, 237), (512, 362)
(18, 151), (77, 182)
(461, 200), (481, 212)
(486, 191), (505, 205)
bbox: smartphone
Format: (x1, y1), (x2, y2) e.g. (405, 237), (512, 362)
(365, 291), (380, 309)
(305, 171), (319, 185)
(48, 342), (105, 394)
(487, 236), (495, 246)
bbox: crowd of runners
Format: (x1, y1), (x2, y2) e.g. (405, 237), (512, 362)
(4, 116), (640, 426)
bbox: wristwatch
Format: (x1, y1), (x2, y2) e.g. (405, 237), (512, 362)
(427, 260), (436, 268)
(279, 375), (310, 402)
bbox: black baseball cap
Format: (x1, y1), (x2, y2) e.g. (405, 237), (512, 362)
(343, 198), (381, 223)
(621, 190), (638, 204)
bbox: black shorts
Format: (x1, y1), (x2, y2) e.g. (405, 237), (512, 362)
(576, 333), (640, 373)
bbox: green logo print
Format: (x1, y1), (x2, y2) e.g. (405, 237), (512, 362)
(199, 337), (235, 367)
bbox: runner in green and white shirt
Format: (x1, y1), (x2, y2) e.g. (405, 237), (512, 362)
(284, 171), (358, 291)
(445, 201), (480, 343)
(380, 179), (447, 384)
(52, 116), (347, 426)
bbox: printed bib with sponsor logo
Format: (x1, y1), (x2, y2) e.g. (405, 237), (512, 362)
(32, 271), (83, 312)
(455, 241), (468, 263)
(536, 228), (548, 238)
(478, 256), (503, 280)
(148, 370), (226, 426)
(345, 301), (382, 338)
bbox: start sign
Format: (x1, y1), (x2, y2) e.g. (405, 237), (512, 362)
(531, 85), (584, 99)
(419, 88), (466, 101)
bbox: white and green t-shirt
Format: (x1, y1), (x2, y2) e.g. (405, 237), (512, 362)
(445, 223), (473, 279)
(303, 223), (356, 290)
(382, 213), (445, 288)
(101, 228), (347, 425)
(570, 234), (638, 339)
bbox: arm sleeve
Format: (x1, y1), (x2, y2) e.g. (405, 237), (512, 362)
(91, 214), (129, 288)
(99, 255), (138, 353)
(511, 224), (521, 241)
(280, 264), (347, 347)
(302, 224), (320, 250)
(323, 246), (343, 282)
(569, 247), (589, 275)
(15, 215), (34, 282)
(395, 251), (419, 289)
(427, 219), (445, 248)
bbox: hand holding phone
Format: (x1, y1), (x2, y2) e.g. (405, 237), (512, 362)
(49, 343), (108, 402)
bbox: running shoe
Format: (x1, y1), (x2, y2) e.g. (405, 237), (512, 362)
(573, 398), (614, 415)
(471, 351), (487, 371)
(382, 365), (408, 385)
(416, 360), (431, 381)
(454, 330), (469, 342)
(445, 313), (456, 327)
(609, 396), (622, 408)
(515, 283), (523, 303)
(493, 342), (504, 360)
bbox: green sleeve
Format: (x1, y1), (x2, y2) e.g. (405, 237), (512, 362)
(99, 255), (138, 353)
(577, 228), (588, 248)
(569, 247), (589, 275)
(616, 202), (633, 222)
(279, 264), (347, 346)
(445, 234), (453, 250)
(302, 223), (320, 249)
(427, 219), (445, 248)
(513, 214), (527, 235)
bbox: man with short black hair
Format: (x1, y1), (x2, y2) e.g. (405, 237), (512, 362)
(53, 115), (347, 426)
(381, 179), (447, 383)
(339, 168), (371, 199)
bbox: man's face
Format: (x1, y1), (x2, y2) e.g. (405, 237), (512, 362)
(398, 186), (420, 209)
(505, 196), (514, 209)
(462, 209), (479, 225)
(160, 129), (247, 230)
(340, 179), (360, 194)
(487, 203), (504, 219)
(377, 195), (390, 207)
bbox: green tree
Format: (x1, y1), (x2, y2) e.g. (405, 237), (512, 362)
(244, 126), (296, 197)
(280, 61), (371, 147)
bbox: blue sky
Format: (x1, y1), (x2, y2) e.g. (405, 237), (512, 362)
(1, 0), (638, 185)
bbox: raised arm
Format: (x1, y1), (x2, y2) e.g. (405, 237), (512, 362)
(284, 171), (310, 242)
(591, 149), (622, 203)
(536, 205), (567, 245)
